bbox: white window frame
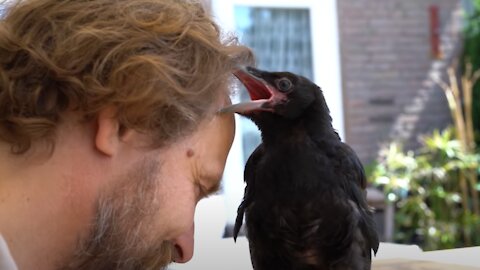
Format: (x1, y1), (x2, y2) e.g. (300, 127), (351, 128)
(212, 0), (344, 226)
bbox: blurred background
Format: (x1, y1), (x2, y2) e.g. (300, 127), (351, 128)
(190, 0), (480, 256)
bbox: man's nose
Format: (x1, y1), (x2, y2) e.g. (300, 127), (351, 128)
(172, 223), (195, 263)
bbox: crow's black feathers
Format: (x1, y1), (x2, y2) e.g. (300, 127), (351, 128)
(222, 67), (379, 270)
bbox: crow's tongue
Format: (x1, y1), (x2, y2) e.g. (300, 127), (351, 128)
(233, 69), (271, 101)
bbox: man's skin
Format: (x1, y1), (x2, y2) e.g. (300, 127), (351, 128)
(0, 96), (235, 269)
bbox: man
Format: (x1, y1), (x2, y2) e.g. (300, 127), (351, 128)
(0, 0), (252, 269)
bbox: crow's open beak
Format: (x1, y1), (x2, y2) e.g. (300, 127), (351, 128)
(219, 67), (275, 114)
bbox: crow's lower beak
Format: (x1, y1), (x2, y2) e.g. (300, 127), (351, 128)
(219, 99), (267, 114)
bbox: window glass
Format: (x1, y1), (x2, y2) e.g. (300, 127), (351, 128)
(234, 6), (314, 163)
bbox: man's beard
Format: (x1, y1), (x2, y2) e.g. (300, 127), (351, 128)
(60, 158), (175, 270)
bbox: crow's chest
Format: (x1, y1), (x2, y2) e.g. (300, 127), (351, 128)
(253, 142), (338, 200)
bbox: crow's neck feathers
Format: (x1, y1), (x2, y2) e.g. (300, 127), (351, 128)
(254, 89), (338, 146)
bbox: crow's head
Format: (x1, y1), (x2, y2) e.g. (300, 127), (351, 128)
(220, 66), (322, 120)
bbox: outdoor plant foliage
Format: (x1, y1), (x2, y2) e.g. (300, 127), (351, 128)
(370, 130), (480, 250)
(463, 0), (480, 147)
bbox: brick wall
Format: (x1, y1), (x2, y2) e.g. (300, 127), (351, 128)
(338, 0), (460, 163)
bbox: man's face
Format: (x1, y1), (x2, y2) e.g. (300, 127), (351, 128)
(62, 107), (235, 269)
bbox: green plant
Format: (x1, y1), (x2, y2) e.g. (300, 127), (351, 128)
(370, 129), (480, 250)
(462, 0), (480, 148)
(432, 64), (480, 226)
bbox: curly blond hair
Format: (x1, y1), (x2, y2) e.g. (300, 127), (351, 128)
(0, 0), (252, 154)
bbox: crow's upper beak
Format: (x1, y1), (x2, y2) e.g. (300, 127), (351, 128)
(219, 67), (275, 114)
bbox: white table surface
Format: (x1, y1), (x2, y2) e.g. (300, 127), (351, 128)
(171, 239), (479, 270)
(170, 196), (480, 270)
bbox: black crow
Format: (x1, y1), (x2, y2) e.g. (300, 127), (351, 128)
(221, 67), (379, 270)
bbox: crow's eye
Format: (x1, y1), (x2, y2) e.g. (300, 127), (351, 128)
(277, 78), (292, 92)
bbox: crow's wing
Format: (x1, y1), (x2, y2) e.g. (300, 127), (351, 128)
(336, 142), (380, 256)
(336, 143), (367, 189)
(233, 144), (264, 241)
